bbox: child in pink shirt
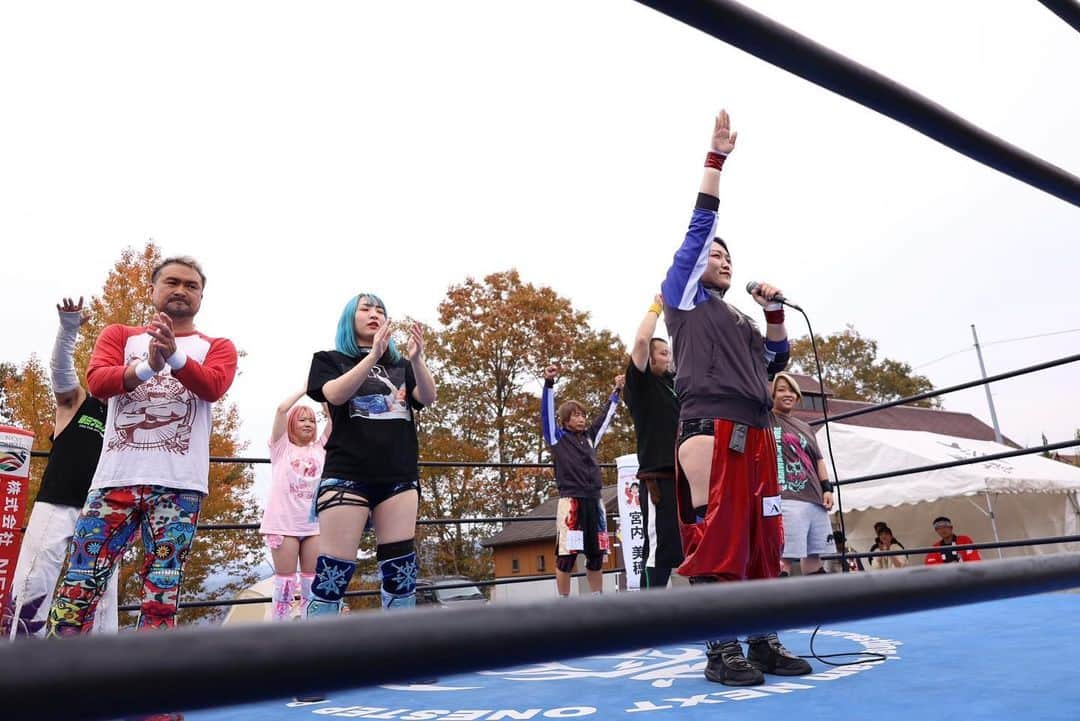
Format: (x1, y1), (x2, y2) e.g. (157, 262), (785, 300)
(259, 389), (330, 620)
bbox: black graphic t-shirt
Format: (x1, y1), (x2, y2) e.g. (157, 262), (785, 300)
(308, 349), (423, 484)
(36, 396), (107, 508)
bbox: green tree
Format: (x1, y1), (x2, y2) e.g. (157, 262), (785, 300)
(788, 325), (939, 407)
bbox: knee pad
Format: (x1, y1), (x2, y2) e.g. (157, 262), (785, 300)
(377, 539), (417, 610)
(555, 554), (577, 573)
(584, 554), (604, 572)
(307, 554), (357, 618)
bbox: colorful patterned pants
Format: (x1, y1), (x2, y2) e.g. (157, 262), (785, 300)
(5, 501), (119, 638)
(47, 485), (202, 636)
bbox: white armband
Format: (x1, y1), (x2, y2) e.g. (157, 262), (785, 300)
(50, 312), (82, 394)
(166, 349), (188, 371)
(134, 360), (156, 382)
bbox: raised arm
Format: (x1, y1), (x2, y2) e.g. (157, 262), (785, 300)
(630, 294), (664, 372)
(271, 387), (310, 444)
(319, 403), (332, 444)
(540, 364), (561, 447)
(51, 297), (89, 411)
(589, 374), (624, 447)
(660, 110), (736, 311)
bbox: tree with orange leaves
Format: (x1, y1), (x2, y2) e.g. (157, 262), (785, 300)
(415, 270), (634, 581)
(3, 242), (259, 625)
(0, 355), (54, 499)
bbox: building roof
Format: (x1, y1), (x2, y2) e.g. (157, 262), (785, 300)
(481, 486), (620, 549)
(792, 399), (1016, 447)
(782, 371), (830, 396)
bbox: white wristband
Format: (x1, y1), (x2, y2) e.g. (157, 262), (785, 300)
(134, 360), (156, 382)
(166, 349), (188, 370)
(764, 302), (783, 311)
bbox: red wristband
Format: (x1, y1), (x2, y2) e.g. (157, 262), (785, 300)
(705, 151), (727, 171)
(764, 305), (784, 324)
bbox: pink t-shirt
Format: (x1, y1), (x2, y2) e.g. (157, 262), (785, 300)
(258, 426), (328, 537)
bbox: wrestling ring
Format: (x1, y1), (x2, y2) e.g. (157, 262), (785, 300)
(4, 1), (1080, 719)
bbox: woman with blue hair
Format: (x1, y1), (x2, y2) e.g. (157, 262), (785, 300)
(304, 293), (437, 618)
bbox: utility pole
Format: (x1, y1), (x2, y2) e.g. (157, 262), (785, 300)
(971, 324), (1003, 444)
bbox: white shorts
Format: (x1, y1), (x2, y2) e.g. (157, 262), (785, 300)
(7, 502), (119, 638)
(781, 498), (832, 560)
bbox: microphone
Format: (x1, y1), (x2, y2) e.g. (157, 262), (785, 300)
(745, 281), (802, 311)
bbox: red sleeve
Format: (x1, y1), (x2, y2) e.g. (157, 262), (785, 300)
(924, 541), (942, 565)
(86, 325), (137, 398)
(174, 337), (238, 402)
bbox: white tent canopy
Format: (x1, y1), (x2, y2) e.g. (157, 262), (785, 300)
(816, 423), (1080, 561)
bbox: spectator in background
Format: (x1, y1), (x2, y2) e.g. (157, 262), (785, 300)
(825, 529), (865, 573)
(925, 516), (981, 564)
(868, 524), (908, 570)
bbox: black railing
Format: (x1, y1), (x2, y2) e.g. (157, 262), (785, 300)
(119, 567), (627, 612)
(807, 352), (1080, 426)
(821, 533), (1080, 561)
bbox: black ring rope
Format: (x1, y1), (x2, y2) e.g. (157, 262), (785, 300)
(116, 567), (628, 612)
(1037, 0), (1080, 33)
(808, 352), (1080, 427)
(103, 532), (1080, 612)
(821, 533), (1080, 562)
(5, 554), (1080, 721)
(632, 0), (1080, 206)
(835, 437), (1080, 486)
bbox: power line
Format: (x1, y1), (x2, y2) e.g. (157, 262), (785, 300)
(984, 327), (1080, 348)
(913, 346), (971, 370)
(914, 327), (1080, 370)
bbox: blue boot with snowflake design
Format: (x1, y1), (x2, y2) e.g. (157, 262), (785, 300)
(306, 554), (356, 618)
(377, 540), (418, 609)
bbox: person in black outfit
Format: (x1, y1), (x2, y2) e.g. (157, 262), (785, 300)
(4, 297), (117, 638)
(623, 294), (683, 589)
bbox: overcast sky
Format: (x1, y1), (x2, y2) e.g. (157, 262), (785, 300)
(2, 1), (1077, 501)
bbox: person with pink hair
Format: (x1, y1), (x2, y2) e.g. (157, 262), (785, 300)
(259, 389), (330, 621)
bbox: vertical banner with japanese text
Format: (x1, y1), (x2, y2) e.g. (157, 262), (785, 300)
(0, 426), (34, 611)
(615, 454), (644, 590)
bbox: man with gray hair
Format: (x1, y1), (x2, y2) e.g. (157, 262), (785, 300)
(48, 256), (237, 642)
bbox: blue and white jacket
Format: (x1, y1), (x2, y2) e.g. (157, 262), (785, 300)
(541, 379), (619, 499)
(660, 193), (790, 429)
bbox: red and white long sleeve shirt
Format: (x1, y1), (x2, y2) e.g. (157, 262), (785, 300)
(87, 324), (238, 495)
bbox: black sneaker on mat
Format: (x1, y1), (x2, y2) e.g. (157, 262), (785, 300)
(747, 635), (813, 676)
(704, 641), (765, 686)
